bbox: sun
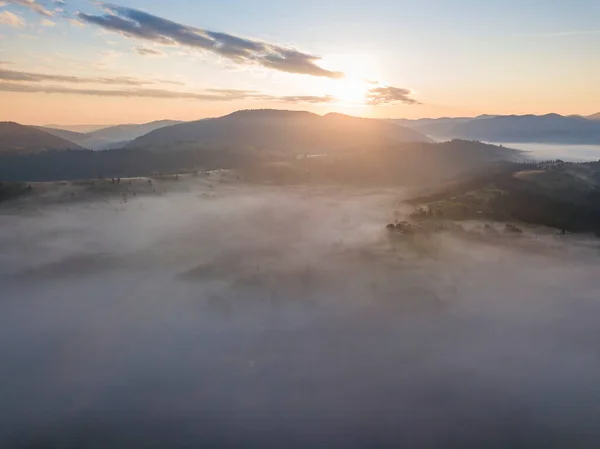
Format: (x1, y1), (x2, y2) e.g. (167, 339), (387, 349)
(330, 78), (370, 105)
(318, 53), (380, 105)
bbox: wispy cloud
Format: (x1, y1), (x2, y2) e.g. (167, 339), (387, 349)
(0, 10), (25, 27)
(40, 18), (55, 27)
(67, 17), (84, 28)
(0, 81), (341, 104)
(77, 4), (344, 79)
(366, 86), (420, 106)
(4, 0), (53, 17)
(0, 82), (264, 100)
(135, 46), (163, 56)
(0, 67), (419, 106)
(0, 67), (181, 86)
(278, 95), (336, 104)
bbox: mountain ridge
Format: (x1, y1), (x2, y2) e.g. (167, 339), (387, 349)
(126, 109), (432, 151)
(0, 122), (85, 154)
(37, 120), (184, 150)
(395, 113), (600, 144)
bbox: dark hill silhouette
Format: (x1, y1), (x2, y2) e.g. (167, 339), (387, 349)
(126, 109), (431, 151)
(0, 140), (519, 184)
(587, 113), (600, 121)
(0, 122), (84, 154)
(408, 160), (600, 233)
(399, 113), (600, 144)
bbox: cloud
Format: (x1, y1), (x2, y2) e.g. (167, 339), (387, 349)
(365, 86), (420, 105)
(67, 17), (84, 27)
(278, 94), (336, 104)
(203, 88), (260, 97)
(0, 67), (177, 86)
(77, 4), (344, 79)
(135, 46), (163, 56)
(4, 0), (53, 17)
(40, 18), (55, 27)
(0, 67), (419, 106)
(0, 10), (25, 27)
(0, 81), (340, 104)
(0, 82), (270, 100)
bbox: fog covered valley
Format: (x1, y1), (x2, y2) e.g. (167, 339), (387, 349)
(2, 178), (600, 448)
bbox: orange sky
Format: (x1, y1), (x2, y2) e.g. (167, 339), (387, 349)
(1, 0), (599, 125)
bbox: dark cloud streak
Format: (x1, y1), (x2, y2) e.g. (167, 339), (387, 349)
(0, 68), (181, 86)
(135, 46), (164, 56)
(366, 86), (420, 105)
(0, 82), (261, 100)
(0, 82), (339, 104)
(278, 94), (336, 104)
(77, 4), (344, 79)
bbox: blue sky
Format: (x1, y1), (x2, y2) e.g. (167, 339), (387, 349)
(1, 0), (599, 124)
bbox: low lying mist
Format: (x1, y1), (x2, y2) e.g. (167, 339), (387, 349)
(1, 182), (600, 448)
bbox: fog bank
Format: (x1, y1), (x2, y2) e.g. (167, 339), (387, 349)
(1, 185), (600, 448)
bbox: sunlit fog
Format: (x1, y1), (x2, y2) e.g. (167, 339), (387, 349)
(2, 179), (600, 448)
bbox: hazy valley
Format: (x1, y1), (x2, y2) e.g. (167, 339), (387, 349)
(4, 0), (600, 445)
(2, 113), (600, 446)
(3, 176), (600, 448)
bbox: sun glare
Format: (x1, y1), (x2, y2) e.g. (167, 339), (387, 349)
(331, 78), (370, 105)
(319, 53), (381, 106)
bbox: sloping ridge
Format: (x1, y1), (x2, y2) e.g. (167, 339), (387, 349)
(414, 113), (600, 144)
(43, 124), (110, 133)
(33, 126), (89, 148)
(408, 161), (600, 232)
(37, 120), (184, 150)
(126, 109), (431, 151)
(86, 120), (183, 143)
(456, 114), (600, 142)
(0, 122), (84, 153)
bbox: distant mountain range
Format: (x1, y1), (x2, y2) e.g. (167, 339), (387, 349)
(126, 110), (431, 151)
(43, 124), (111, 133)
(5, 110), (600, 156)
(0, 122), (84, 153)
(394, 113), (600, 144)
(5, 111), (430, 154)
(37, 120), (183, 150)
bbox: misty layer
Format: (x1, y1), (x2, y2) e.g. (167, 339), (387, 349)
(1, 185), (600, 449)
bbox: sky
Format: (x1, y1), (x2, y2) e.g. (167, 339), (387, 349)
(0, 0), (599, 125)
